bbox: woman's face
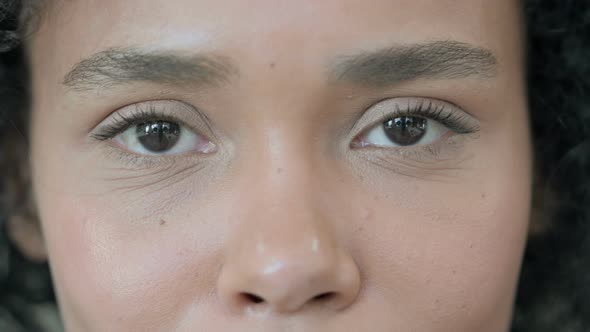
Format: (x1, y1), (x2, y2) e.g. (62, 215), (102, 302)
(27, 0), (531, 330)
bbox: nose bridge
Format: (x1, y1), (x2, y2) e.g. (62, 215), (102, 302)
(217, 132), (361, 314)
(238, 122), (334, 264)
(241, 120), (322, 226)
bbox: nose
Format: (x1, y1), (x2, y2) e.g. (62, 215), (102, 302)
(217, 193), (361, 315)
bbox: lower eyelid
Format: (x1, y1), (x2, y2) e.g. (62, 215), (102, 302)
(109, 150), (189, 172)
(353, 129), (474, 164)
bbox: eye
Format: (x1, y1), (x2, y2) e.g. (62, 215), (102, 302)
(114, 120), (216, 156)
(351, 99), (479, 149)
(360, 116), (450, 147)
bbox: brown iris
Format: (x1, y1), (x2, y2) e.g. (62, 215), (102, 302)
(136, 121), (181, 152)
(383, 116), (427, 146)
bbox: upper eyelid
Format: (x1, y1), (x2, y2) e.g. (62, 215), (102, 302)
(350, 97), (479, 136)
(90, 100), (213, 141)
(91, 97), (477, 147)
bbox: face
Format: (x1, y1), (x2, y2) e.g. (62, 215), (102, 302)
(27, 0), (531, 330)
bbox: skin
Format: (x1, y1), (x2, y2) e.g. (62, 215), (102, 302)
(24, 0), (531, 330)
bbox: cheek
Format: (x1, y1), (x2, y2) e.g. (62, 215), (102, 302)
(36, 190), (223, 330)
(355, 175), (530, 330)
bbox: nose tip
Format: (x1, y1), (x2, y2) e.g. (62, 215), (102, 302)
(218, 244), (361, 314)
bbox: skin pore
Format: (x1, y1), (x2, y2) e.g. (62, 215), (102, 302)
(24, 0), (531, 330)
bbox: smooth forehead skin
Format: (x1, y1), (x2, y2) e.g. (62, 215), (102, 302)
(28, 0), (530, 331)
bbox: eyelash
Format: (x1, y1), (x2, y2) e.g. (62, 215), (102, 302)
(91, 99), (479, 160)
(91, 104), (188, 141)
(368, 99), (479, 136)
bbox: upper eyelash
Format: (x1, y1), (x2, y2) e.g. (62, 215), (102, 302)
(91, 104), (185, 141)
(374, 100), (480, 135)
(91, 99), (478, 145)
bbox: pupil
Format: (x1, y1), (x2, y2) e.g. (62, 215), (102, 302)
(383, 116), (427, 146)
(136, 121), (181, 152)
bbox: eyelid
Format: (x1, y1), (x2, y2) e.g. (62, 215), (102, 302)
(350, 97), (480, 139)
(90, 100), (216, 143)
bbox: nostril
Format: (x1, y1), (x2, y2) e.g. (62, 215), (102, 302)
(312, 292), (335, 301)
(241, 292), (265, 304)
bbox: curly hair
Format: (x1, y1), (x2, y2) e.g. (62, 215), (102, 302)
(0, 0), (589, 331)
(512, 1), (590, 330)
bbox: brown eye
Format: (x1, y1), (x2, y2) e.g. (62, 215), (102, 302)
(136, 121), (181, 153)
(357, 115), (449, 148)
(383, 116), (427, 146)
(113, 119), (216, 156)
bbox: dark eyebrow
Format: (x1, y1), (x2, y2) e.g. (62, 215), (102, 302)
(331, 40), (497, 87)
(62, 47), (238, 91)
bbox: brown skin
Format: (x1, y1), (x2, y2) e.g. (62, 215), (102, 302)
(23, 0), (530, 330)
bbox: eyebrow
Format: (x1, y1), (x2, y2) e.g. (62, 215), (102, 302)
(63, 41), (495, 91)
(62, 47), (238, 91)
(331, 40), (497, 87)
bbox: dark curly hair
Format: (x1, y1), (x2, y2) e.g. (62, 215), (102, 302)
(0, 1), (589, 331)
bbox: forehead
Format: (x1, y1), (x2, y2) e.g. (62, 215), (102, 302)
(35, 0), (521, 66)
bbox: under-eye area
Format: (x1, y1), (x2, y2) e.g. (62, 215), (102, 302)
(98, 159), (209, 195)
